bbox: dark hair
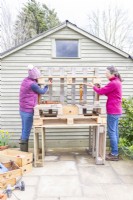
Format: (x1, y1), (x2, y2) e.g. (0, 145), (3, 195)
(107, 66), (122, 82)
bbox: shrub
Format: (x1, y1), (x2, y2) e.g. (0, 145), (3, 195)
(119, 97), (133, 158)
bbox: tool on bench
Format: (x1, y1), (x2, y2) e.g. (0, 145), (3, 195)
(3, 179), (25, 199)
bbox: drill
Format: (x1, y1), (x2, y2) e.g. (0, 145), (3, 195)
(4, 181), (25, 198)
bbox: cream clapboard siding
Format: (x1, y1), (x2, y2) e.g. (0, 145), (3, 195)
(1, 27), (133, 148)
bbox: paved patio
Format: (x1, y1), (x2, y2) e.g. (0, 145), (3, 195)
(4, 148), (133, 200)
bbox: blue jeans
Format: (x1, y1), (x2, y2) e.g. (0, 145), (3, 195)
(107, 114), (121, 156)
(20, 111), (34, 140)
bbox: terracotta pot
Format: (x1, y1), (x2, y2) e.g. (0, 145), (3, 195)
(0, 194), (7, 200)
(0, 145), (8, 151)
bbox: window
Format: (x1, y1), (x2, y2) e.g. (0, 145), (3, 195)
(55, 40), (79, 58)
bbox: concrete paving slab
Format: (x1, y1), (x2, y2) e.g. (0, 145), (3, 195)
(46, 148), (87, 156)
(76, 155), (96, 166)
(109, 160), (133, 175)
(76, 155), (110, 167)
(10, 186), (36, 200)
(119, 175), (133, 183)
(44, 156), (59, 161)
(22, 176), (39, 186)
(104, 184), (133, 200)
(59, 155), (75, 161)
(81, 183), (107, 199)
(37, 176), (82, 197)
(29, 161), (78, 176)
(79, 166), (121, 184)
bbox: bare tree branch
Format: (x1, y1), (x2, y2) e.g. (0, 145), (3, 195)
(0, 0), (14, 52)
(87, 6), (133, 54)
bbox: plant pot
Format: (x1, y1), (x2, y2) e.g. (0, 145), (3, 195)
(0, 145), (8, 151)
(0, 194), (7, 200)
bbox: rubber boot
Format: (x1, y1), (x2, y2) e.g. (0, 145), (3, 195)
(20, 140), (28, 152)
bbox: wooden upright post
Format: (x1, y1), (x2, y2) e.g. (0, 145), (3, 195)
(48, 68), (53, 101)
(71, 68), (76, 104)
(83, 67), (88, 104)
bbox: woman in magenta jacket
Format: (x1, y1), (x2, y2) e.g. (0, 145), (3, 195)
(87, 66), (122, 161)
(19, 64), (49, 152)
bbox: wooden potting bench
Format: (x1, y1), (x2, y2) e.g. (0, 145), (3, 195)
(33, 68), (106, 167)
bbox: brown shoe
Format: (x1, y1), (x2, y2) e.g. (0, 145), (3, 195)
(106, 153), (119, 161)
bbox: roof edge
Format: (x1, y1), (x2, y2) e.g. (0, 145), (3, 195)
(66, 22), (130, 58)
(1, 21), (67, 58)
(1, 20), (132, 59)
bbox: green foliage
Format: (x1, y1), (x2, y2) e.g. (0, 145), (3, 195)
(14, 0), (61, 45)
(0, 130), (12, 146)
(119, 97), (133, 158)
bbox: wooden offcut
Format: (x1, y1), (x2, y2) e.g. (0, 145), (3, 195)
(62, 105), (79, 115)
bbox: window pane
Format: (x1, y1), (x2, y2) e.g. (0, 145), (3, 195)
(56, 40), (78, 57)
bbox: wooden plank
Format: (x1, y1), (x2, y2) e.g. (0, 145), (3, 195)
(33, 123), (106, 128)
(67, 118), (74, 125)
(48, 68), (53, 101)
(38, 76), (98, 78)
(60, 78), (64, 102)
(33, 118), (43, 126)
(34, 128), (40, 167)
(48, 78), (52, 101)
(83, 78), (87, 103)
(94, 68), (99, 102)
(67, 77), (72, 84)
(34, 127), (45, 167)
(0, 178), (16, 189)
(21, 163), (32, 174)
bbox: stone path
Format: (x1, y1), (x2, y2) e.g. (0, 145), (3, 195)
(5, 149), (133, 200)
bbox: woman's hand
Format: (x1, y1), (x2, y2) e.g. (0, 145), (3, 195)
(48, 79), (52, 85)
(85, 82), (94, 87)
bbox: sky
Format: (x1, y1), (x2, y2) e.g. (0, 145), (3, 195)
(1, 0), (133, 53)
(3, 0), (133, 29)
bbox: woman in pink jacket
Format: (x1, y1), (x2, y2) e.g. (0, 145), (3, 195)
(87, 66), (122, 161)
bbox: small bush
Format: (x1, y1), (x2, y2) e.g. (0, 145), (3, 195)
(119, 97), (133, 158)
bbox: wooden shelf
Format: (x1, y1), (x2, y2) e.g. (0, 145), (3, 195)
(39, 76), (99, 78)
(38, 82), (88, 85)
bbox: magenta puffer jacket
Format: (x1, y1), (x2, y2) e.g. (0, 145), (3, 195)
(19, 77), (38, 113)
